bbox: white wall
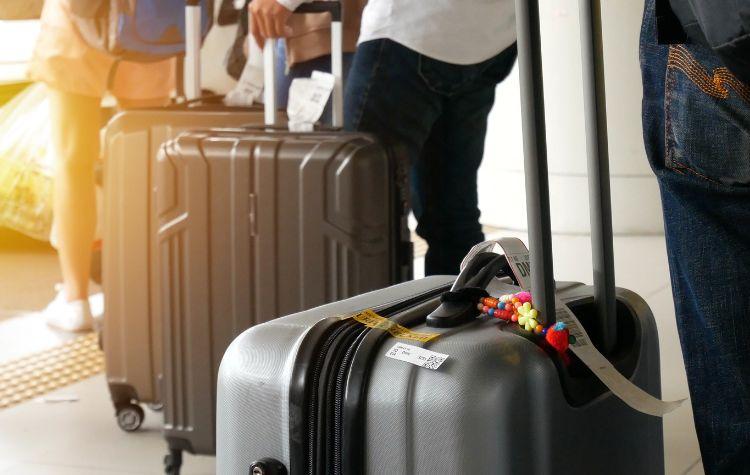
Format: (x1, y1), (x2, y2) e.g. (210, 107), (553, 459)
(478, 0), (663, 235)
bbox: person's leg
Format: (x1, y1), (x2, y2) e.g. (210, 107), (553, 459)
(414, 45), (517, 275)
(640, 1), (750, 472)
(345, 38), (444, 217)
(46, 88), (100, 330)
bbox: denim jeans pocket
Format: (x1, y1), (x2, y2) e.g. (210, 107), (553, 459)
(664, 45), (750, 187)
(418, 56), (480, 96)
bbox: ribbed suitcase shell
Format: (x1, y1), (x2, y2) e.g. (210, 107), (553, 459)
(102, 108), (262, 414)
(216, 276), (664, 474)
(156, 129), (411, 455)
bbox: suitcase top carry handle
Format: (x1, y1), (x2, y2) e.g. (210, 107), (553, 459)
(515, 0), (617, 353)
(262, 1), (344, 127)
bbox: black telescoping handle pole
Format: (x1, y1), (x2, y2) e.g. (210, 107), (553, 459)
(579, 0), (617, 353)
(514, 0), (556, 326)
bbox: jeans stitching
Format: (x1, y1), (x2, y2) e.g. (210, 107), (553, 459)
(671, 162), (722, 184)
(668, 45), (750, 104)
(351, 40), (387, 131)
(417, 56), (462, 97)
(664, 45), (741, 186)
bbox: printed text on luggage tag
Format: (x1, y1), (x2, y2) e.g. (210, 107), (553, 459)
(385, 343), (448, 370)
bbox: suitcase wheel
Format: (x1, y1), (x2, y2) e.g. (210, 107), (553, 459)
(147, 402), (164, 412)
(115, 403), (144, 432)
(249, 458), (287, 475)
(164, 449), (182, 475)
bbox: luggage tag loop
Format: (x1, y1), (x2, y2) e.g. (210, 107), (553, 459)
(460, 238), (531, 290)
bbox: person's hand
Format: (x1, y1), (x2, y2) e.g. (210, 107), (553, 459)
(249, 0), (294, 48)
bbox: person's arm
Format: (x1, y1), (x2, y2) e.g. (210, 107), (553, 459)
(249, 0), (309, 47)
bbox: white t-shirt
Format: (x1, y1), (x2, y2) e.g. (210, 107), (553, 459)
(278, 0), (517, 65)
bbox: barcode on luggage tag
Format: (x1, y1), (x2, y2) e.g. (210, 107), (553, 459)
(385, 342), (448, 370)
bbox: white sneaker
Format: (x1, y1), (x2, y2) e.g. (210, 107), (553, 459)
(43, 288), (94, 332)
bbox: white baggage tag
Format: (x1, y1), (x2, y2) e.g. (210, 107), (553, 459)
(225, 37), (265, 107)
(385, 342), (448, 370)
(468, 238), (684, 417)
(287, 71), (334, 131)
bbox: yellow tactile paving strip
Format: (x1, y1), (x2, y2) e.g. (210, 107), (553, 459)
(0, 332), (104, 410)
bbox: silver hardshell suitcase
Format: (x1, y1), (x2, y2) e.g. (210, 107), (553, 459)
(215, 0), (666, 473)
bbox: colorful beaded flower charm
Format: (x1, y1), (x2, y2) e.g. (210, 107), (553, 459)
(477, 292), (573, 354)
(517, 302), (539, 333)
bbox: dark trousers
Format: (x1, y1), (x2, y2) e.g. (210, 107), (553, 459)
(344, 39), (517, 275)
(641, 1), (750, 473)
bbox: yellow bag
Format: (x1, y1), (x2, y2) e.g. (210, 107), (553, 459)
(0, 83), (53, 241)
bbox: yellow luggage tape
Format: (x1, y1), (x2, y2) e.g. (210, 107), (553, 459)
(351, 309), (440, 343)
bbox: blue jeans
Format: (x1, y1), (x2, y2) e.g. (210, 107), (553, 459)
(640, 1), (750, 473)
(344, 39), (517, 275)
(275, 41), (354, 126)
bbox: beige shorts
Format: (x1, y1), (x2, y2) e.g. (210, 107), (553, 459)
(28, 0), (175, 100)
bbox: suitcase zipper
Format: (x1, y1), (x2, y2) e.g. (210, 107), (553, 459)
(289, 285), (451, 475)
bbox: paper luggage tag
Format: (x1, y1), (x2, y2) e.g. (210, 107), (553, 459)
(385, 342), (448, 370)
(225, 37), (265, 107)
(482, 238), (684, 417)
(287, 71), (334, 131)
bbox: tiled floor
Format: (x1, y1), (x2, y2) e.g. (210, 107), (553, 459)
(0, 228), (701, 474)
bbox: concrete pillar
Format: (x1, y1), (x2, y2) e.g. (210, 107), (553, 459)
(478, 0), (662, 235)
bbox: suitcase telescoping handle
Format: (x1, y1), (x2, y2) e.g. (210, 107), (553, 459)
(184, 0), (203, 100)
(262, 1), (344, 127)
(515, 0), (617, 353)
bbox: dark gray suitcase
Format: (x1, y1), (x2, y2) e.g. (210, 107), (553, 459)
(102, 106), (263, 431)
(156, 3), (412, 471)
(101, 0), (265, 432)
(215, 0), (667, 473)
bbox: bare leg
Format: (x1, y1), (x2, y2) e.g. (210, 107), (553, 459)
(47, 88), (100, 302)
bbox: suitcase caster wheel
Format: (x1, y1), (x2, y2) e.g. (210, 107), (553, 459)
(250, 458), (287, 475)
(116, 404), (144, 432)
(97, 330), (103, 351)
(147, 402), (164, 412)
(164, 449), (182, 475)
